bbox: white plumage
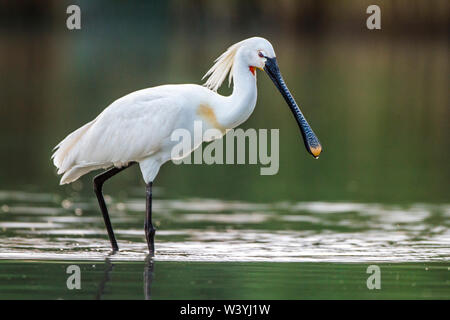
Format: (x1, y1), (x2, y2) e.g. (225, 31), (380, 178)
(52, 36), (323, 253)
(52, 37), (277, 185)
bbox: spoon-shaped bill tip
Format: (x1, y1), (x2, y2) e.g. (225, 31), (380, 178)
(309, 144), (322, 159)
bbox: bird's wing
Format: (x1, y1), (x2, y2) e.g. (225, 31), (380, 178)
(54, 88), (183, 175)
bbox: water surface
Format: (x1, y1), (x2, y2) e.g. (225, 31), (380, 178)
(1, 260), (448, 299)
(0, 190), (448, 299)
(0, 190), (448, 262)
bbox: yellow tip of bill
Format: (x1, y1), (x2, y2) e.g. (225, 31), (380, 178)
(310, 145), (322, 158)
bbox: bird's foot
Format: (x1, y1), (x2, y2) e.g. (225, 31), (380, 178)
(146, 228), (156, 256)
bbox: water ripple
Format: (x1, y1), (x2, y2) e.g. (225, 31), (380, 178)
(0, 190), (448, 262)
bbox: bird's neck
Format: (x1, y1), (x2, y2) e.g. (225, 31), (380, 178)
(220, 52), (257, 129)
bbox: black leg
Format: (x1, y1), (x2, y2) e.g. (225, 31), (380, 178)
(145, 182), (155, 254)
(93, 163), (135, 251)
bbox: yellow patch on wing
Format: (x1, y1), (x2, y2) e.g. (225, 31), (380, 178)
(197, 104), (226, 133)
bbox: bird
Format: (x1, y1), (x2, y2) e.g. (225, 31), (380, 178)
(52, 37), (322, 254)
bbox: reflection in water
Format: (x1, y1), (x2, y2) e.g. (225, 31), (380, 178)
(95, 257), (114, 300)
(0, 259), (448, 300)
(93, 255), (155, 300)
(144, 255), (155, 300)
(0, 190), (448, 300)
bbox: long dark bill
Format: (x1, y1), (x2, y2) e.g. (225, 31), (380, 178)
(264, 57), (322, 158)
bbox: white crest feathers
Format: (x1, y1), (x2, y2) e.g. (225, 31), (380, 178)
(202, 39), (246, 92)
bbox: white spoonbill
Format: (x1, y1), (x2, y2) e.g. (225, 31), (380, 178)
(52, 37), (322, 254)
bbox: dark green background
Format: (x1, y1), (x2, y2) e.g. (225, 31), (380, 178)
(0, 0), (448, 203)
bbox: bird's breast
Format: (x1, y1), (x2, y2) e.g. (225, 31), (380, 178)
(196, 103), (226, 134)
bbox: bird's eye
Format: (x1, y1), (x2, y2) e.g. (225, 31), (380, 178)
(258, 51), (264, 58)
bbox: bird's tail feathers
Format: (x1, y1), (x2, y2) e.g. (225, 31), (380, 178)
(59, 163), (104, 185)
(52, 120), (96, 183)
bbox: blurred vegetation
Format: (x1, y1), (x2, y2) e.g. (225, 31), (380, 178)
(0, 0), (448, 203)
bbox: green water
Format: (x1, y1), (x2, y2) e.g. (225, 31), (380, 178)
(0, 191), (448, 299)
(0, 1), (448, 299)
(0, 260), (448, 299)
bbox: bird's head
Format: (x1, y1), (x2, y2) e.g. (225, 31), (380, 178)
(203, 37), (322, 159)
(244, 37), (323, 159)
(237, 37), (276, 72)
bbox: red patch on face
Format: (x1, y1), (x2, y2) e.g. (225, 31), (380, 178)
(249, 66), (256, 76)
